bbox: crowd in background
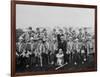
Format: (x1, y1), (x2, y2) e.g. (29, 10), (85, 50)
(16, 26), (95, 71)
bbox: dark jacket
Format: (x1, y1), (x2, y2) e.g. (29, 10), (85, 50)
(57, 34), (64, 43)
(58, 40), (67, 54)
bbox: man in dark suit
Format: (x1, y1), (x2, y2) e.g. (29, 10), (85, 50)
(58, 35), (67, 63)
(57, 29), (64, 49)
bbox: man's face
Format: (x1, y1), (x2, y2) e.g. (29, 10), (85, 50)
(36, 28), (40, 33)
(73, 30), (76, 34)
(59, 30), (63, 34)
(60, 36), (64, 41)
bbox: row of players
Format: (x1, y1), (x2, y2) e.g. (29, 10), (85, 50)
(16, 27), (94, 69)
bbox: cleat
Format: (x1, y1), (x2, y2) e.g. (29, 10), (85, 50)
(74, 62), (77, 65)
(84, 58), (86, 61)
(65, 62), (68, 64)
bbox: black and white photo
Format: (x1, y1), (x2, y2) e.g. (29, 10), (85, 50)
(11, 1), (97, 76)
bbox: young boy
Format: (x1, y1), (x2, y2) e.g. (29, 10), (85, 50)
(56, 49), (64, 66)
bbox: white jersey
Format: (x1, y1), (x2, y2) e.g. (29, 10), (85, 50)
(56, 53), (64, 66)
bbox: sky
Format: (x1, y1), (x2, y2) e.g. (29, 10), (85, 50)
(16, 4), (95, 32)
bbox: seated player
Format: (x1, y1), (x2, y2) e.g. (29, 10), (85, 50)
(56, 49), (64, 66)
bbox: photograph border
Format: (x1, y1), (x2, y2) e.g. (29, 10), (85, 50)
(11, 1), (97, 77)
